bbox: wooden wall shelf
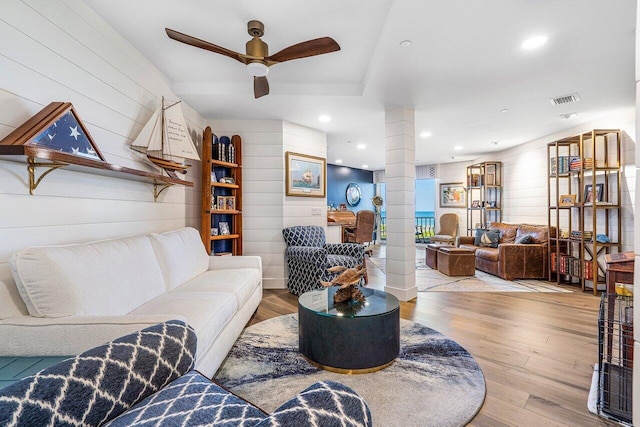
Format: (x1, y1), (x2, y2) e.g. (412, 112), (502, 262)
(0, 102), (193, 201)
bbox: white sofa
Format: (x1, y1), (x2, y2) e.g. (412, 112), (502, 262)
(0, 227), (262, 377)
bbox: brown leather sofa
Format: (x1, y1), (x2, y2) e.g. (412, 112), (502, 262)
(457, 222), (555, 280)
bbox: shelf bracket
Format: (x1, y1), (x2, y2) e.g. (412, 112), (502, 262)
(27, 157), (68, 195)
(153, 180), (174, 202)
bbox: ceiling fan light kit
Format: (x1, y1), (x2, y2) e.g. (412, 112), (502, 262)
(246, 62), (269, 77)
(166, 20), (340, 99)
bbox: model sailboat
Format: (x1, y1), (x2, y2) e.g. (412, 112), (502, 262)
(131, 97), (200, 175)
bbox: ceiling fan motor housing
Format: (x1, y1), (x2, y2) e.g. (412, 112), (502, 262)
(246, 37), (268, 59)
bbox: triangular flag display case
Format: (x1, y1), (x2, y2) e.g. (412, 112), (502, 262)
(0, 102), (193, 200)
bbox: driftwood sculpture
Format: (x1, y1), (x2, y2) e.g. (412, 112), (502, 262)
(321, 264), (367, 303)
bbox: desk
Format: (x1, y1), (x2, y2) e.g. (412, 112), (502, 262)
(606, 260), (634, 293)
(327, 211), (356, 243)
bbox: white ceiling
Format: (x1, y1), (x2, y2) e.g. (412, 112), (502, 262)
(84, 0), (636, 171)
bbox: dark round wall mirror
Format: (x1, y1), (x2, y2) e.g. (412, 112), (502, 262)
(346, 183), (361, 206)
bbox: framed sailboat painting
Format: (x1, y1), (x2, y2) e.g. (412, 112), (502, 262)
(285, 151), (326, 197)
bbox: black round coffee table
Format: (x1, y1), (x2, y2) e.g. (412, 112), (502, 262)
(298, 286), (400, 373)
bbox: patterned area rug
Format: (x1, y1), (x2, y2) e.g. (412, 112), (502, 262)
(215, 314), (486, 427)
(368, 257), (572, 292)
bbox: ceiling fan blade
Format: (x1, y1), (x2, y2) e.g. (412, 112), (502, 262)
(266, 37), (340, 63)
(254, 76), (269, 98)
(165, 28), (245, 63)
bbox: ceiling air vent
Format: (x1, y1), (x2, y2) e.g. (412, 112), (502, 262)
(549, 93), (580, 106)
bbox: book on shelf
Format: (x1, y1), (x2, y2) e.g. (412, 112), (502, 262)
(569, 157), (605, 170)
(550, 156), (579, 174)
(212, 135), (236, 163)
(551, 252), (593, 279)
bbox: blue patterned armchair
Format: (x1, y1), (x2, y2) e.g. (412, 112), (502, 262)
(0, 320), (372, 426)
(283, 225), (365, 295)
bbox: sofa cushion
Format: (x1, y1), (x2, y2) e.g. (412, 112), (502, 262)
(173, 268), (261, 308)
(489, 222), (518, 243)
(149, 228), (209, 291)
(105, 371), (267, 427)
(475, 247), (499, 262)
(10, 235), (166, 318)
(517, 224), (549, 244)
(129, 292), (237, 361)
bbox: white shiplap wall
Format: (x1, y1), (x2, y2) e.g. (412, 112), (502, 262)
(436, 113), (635, 252)
(209, 120), (327, 289)
(209, 119), (285, 289)
(0, 0), (205, 281)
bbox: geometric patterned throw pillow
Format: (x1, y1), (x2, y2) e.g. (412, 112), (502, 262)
(255, 380), (372, 427)
(105, 371), (268, 426)
(0, 320), (196, 427)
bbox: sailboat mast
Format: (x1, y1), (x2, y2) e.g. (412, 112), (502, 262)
(160, 96), (165, 154)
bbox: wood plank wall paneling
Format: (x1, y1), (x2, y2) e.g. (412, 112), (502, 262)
(0, 0), (205, 272)
(209, 120), (327, 289)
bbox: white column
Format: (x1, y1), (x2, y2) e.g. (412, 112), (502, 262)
(384, 107), (417, 301)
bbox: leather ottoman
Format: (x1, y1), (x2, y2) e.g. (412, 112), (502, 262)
(425, 243), (446, 269)
(437, 247), (475, 276)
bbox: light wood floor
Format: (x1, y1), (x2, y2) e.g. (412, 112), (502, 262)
(249, 244), (618, 426)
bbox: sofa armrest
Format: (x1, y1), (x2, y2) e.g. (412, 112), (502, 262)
(324, 243), (365, 260)
(0, 314), (187, 356)
(457, 236), (474, 246)
(254, 380), (372, 427)
(497, 243), (548, 280)
(208, 255), (262, 273)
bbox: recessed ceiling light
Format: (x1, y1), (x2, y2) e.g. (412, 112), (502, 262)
(500, 108), (509, 113)
(335, 159), (343, 164)
(318, 115), (331, 123)
(357, 143), (366, 149)
(491, 141), (500, 145)
(521, 35), (548, 50)
(420, 131), (432, 138)
(454, 146), (463, 151)
(362, 165), (369, 169)
(399, 40), (412, 48)
(559, 112), (577, 120)
(449, 156), (456, 160)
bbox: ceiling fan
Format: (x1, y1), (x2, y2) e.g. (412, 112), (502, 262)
(166, 21), (340, 99)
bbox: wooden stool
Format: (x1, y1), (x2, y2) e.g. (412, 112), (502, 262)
(437, 247), (475, 276)
(425, 243), (446, 269)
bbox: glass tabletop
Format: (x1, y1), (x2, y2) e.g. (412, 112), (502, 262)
(298, 287), (399, 318)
